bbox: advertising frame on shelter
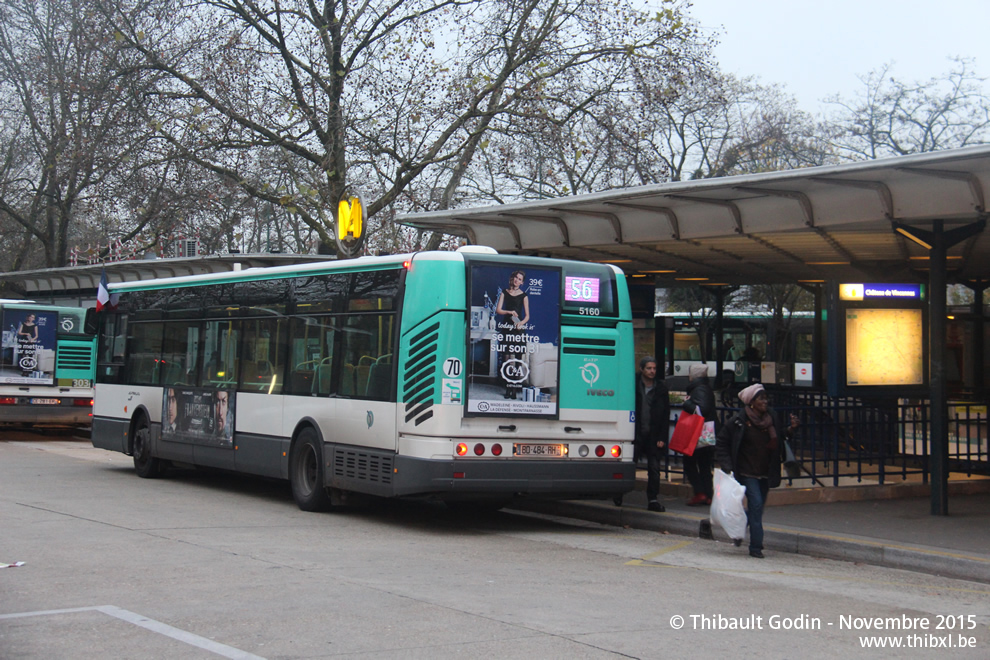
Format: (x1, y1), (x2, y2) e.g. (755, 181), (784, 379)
(827, 282), (929, 397)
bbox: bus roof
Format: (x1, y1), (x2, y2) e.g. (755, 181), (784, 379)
(108, 251), (624, 294)
(0, 300), (84, 312)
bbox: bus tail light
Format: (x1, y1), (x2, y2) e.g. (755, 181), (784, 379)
(456, 443), (468, 456)
(0, 397), (16, 405)
(595, 445), (605, 457)
(610, 445), (621, 458)
(474, 443), (485, 456)
(491, 443), (502, 456)
(74, 398), (94, 407)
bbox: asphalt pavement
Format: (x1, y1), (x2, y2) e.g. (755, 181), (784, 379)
(8, 433), (990, 585)
(513, 474), (990, 584)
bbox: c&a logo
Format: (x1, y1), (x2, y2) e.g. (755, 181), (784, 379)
(500, 359), (529, 383)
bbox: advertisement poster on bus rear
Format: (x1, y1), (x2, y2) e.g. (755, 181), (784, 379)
(0, 308), (58, 385)
(162, 387), (235, 448)
(466, 263), (560, 417)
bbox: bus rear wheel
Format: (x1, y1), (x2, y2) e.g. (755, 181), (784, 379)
(290, 428), (332, 512)
(132, 416), (164, 479)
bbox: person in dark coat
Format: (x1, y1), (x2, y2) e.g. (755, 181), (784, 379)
(615, 356), (669, 512)
(682, 363), (716, 506)
(715, 383), (799, 558)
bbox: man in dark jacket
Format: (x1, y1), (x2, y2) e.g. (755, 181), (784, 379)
(715, 383), (798, 558)
(615, 356), (669, 511)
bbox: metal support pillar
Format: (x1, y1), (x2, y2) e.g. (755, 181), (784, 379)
(708, 287), (736, 385)
(813, 284), (824, 389)
(893, 217), (986, 515)
(654, 315), (668, 376)
(929, 221), (949, 516)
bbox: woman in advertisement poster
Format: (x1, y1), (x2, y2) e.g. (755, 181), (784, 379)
(17, 314), (38, 342)
(15, 313), (40, 377)
(495, 270), (530, 399)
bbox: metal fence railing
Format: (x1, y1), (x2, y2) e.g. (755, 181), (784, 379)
(662, 388), (989, 488)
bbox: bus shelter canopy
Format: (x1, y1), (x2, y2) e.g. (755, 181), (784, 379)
(0, 254), (330, 297)
(398, 145), (990, 287)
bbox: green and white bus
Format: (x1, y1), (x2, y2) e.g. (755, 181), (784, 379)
(0, 300), (96, 425)
(91, 249), (635, 510)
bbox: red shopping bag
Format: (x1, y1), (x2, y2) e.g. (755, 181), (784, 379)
(669, 411), (705, 456)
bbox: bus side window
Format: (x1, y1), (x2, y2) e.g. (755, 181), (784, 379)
(97, 313), (127, 383)
(286, 316), (334, 396)
(125, 322), (164, 385)
(238, 318), (287, 394)
(338, 314), (394, 401)
(201, 320), (239, 386)
(161, 321), (199, 386)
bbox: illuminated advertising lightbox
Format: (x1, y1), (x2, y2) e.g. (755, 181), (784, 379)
(465, 262), (561, 418)
(827, 282), (927, 396)
(845, 309), (924, 386)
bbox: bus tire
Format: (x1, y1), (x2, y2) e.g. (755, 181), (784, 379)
(290, 428), (332, 512)
(132, 414), (164, 479)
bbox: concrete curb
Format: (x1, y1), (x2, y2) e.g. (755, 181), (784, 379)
(509, 499), (990, 585)
(655, 475), (990, 506)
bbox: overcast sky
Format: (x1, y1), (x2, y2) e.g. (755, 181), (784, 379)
(684, 0), (988, 114)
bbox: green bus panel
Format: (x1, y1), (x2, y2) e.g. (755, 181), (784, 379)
(558, 322), (634, 412)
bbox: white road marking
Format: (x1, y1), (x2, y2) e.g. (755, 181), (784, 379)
(0, 605), (266, 660)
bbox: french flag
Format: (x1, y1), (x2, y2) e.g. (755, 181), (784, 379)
(96, 269), (119, 311)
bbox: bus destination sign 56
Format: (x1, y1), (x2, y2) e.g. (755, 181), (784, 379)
(564, 276), (600, 303)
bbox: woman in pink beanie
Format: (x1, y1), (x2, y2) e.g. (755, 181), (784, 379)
(715, 383), (799, 558)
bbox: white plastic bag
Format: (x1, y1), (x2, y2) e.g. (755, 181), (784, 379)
(710, 469), (747, 541)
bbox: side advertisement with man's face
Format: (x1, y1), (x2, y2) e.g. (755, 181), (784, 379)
(465, 262), (561, 418)
(162, 387), (235, 448)
(0, 309), (59, 384)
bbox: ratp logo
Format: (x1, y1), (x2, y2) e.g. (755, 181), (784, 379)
(580, 363), (600, 387)
(366, 411), (374, 428)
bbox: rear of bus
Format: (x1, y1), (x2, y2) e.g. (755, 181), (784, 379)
(393, 250), (635, 503)
(0, 303), (96, 425)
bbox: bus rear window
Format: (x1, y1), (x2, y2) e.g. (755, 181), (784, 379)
(57, 309), (88, 335)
